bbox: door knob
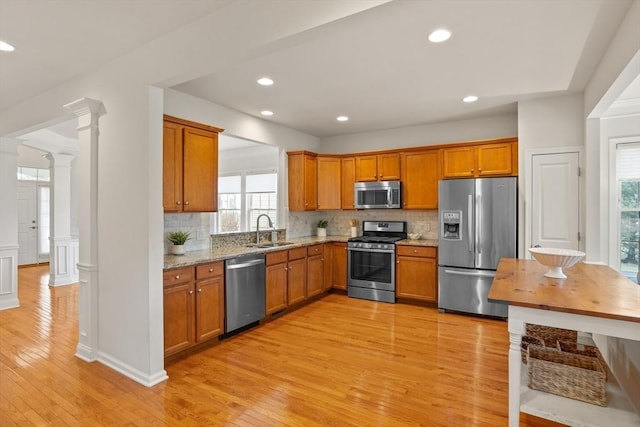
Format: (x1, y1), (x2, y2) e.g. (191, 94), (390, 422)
(30, 226), (37, 229)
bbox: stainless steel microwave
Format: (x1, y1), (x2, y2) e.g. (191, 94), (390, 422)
(354, 181), (401, 209)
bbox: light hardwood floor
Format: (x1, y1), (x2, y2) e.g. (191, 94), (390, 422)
(0, 265), (563, 426)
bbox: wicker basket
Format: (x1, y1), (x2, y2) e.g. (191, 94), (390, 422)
(521, 335), (546, 363)
(525, 324), (577, 344)
(527, 344), (607, 406)
(557, 340), (608, 380)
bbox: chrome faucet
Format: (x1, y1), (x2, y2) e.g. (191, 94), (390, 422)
(256, 214), (275, 246)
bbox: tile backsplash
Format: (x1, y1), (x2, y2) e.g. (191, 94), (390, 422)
(164, 209), (439, 254)
(287, 209), (439, 239)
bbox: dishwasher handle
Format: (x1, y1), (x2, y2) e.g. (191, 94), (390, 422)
(226, 258), (265, 270)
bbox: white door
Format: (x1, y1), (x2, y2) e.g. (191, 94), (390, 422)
(17, 182), (38, 265)
(531, 152), (581, 251)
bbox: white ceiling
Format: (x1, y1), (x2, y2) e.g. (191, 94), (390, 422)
(1, 0), (638, 141)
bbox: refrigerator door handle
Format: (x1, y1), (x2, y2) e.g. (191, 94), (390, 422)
(467, 194), (473, 253)
(476, 192), (482, 256)
(444, 269), (496, 278)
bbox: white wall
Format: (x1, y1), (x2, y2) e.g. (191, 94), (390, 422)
(584, 0), (640, 264)
(320, 113), (517, 153)
(517, 93), (585, 258)
(17, 145), (50, 168)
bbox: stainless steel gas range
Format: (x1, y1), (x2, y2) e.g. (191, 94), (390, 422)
(347, 220), (407, 303)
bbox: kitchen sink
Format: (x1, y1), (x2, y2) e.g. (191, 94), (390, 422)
(246, 242), (294, 249)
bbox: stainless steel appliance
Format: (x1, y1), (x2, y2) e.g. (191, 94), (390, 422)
(354, 181), (401, 209)
(438, 177), (516, 317)
(347, 220), (407, 303)
(225, 253), (266, 333)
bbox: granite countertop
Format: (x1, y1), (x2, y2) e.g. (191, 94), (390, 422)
(396, 239), (439, 247)
(164, 235), (351, 269)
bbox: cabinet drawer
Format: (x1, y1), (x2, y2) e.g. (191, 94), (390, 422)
(195, 261), (223, 280)
(266, 250), (288, 266)
(396, 245), (437, 258)
(307, 244), (324, 256)
(288, 246), (307, 261)
(163, 267), (194, 286)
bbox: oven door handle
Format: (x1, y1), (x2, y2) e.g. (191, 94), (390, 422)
(347, 247), (395, 255)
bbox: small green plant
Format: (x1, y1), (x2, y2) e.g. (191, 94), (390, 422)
(167, 230), (191, 245)
(317, 219), (328, 228)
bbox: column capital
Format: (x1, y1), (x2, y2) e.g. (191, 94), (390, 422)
(64, 98), (105, 118)
(46, 152), (75, 165)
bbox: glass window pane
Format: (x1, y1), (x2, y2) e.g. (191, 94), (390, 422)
(38, 186), (50, 257)
(18, 167), (38, 181)
(247, 173), (276, 193)
(620, 180), (639, 209)
(219, 175), (241, 193)
(37, 168), (50, 182)
(620, 210), (639, 274)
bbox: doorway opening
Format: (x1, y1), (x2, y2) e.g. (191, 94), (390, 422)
(17, 167), (51, 266)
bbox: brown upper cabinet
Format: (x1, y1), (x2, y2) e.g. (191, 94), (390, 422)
(317, 156), (341, 210)
(341, 157), (356, 210)
(355, 153), (401, 182)
(401, 149), (439, 209)
(441, 141), (517, 178)
(288, 151), (318, 211)
(163, 115), (222, 213)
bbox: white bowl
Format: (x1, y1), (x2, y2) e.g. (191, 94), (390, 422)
(408, 233), (422, 240)
(528, 247), (586, 279)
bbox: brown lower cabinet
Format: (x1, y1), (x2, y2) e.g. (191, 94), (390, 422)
(163, 261), (224, 357)
(265, 247), (308, 314)
(332, 242), (348, 290)
(306, 244), (325, 298)
(395, 245), (438, 303)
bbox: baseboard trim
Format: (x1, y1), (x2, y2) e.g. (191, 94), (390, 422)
(97, 351), (168, 388)
(0, 296), (19, 310)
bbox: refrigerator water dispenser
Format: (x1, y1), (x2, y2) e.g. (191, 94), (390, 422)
(442, 211), (462, 240)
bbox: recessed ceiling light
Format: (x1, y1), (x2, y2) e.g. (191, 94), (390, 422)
(257, 77), (274, 86)
(0, 40), (15, 52)
(261, 110), (274, 116)
(463, 95), (478, 103)
(428, 29), (451, 43)
(336, 116), (349, 122)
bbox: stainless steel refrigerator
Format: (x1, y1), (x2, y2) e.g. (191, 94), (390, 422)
(438, 177), (516, 317)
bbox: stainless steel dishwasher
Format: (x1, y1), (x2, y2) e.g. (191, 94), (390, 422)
(224, 253), (266, 334)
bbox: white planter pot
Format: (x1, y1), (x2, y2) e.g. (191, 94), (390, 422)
(317, 228), (327, 238)
(171, 244), (186, 255)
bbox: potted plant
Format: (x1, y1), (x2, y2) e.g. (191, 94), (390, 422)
(167, 230), (191, 255)
(316, 219), (328, 238)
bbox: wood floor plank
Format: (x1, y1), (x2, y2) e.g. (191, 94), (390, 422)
(0, 265), (569, 426)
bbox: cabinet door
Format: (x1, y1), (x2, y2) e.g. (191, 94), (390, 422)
(401, 150), (439, 209)
(163, 121), (183, 212)
(477, 143), (513, 176)
(396, 255), (437, 302)
(317, 157), (341, 210)
(355, 155), (378, 182)
(195, 275), (224, 343)
(182, 127), (218, 212)
(304, 155), (318, 210)
(442, 146), (476, 178)
(266, 262), (288, 315)
(332, 242), (348, 290)
(341, 157), (356, 209)
(323, 243), (333, 291)
(163, 283), (195, 357)
(307, 254), (324, 298)
(378, 153), (400, 181)
(287, 257), (307, 305)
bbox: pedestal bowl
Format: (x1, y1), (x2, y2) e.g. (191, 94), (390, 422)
(528, 247), (586, 279)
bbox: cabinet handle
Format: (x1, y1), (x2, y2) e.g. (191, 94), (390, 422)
(478, 168), (482, 172)
(198, 288), (202, 293)
(208, 268), (214, 272)
(175, 274), (181, 279)
(471, 169), (474, 173)
(380, 175), (383, 179)
(284, 266), (288, 271)
(176, 201), (181, 205)
(397, 260), (400, 264)
(184, 201), (190, 206)
(413, 250), (418, 253)
(189, 290), (193, 295)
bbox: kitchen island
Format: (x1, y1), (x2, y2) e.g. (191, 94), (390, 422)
(488, 258), (640, 427)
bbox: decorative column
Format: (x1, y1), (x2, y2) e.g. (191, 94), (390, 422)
(0, 138), (20, 310)
(65, 98), (104, 362)
(46, 153), (78, 286)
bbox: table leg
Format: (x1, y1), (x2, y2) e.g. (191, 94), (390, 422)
(508, 318), (524, 427)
